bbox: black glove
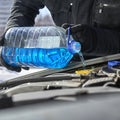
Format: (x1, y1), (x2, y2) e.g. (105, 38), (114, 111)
(62, 23), (98, 59)
(0, 35), (29, 72)
(67, 24), (97, 53)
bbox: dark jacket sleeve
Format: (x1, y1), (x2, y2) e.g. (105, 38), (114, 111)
(5, 0), (45, 31)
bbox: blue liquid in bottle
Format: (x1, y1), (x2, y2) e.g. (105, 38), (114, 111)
(2, 47), (73, 68)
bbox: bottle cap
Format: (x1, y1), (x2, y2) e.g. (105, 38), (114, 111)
(68, 40), (81, 54)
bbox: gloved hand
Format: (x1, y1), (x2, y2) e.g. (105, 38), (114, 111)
(62, 23), (97, 52)
(0, 34), (29, 72)
(62, 23), (98, 59)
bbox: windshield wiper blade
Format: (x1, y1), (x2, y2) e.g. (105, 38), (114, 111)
(0, 74), (81, 88)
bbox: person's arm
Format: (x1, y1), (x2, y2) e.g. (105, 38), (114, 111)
(5, 0), (44, 31)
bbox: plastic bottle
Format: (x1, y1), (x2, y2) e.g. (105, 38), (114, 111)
(1, 26), (83, 69)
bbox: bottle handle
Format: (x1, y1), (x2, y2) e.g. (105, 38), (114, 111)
(67, 27), (86, 67)
(67, 27), (72, 47)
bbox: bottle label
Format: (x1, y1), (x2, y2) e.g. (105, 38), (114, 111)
(36, 36), (61, 48)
